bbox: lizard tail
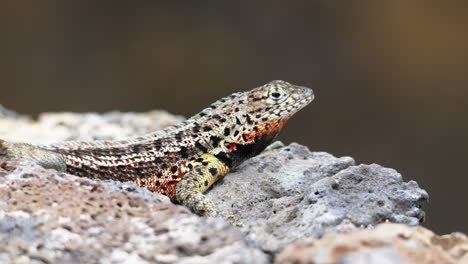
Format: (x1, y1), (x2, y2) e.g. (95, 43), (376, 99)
(0, 139), (67, 171)
(0, 139), (11, 158)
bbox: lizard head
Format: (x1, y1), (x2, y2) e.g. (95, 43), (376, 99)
(246, 80), (314, 122)
(191, 80), (314, 167)
(227, 80), (314, 146)
(192, 80), (313, 143)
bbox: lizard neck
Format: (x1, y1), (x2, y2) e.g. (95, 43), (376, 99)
(215, 129), (280, 169)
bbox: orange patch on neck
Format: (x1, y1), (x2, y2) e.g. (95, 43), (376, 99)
(239, 118), (288, 144)
(227, 143), (237, 151)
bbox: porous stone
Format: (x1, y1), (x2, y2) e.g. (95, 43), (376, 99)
(206, 143), (429, 252)
(275, 223), (468, 264)
(0, 109), (438, 263)
(0, 159), (269, 264)
(0, 108), (184, 144)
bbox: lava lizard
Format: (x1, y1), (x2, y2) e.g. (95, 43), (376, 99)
(0, 80), (314, 220)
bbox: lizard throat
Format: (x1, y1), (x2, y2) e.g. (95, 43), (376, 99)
(215, 127), (281, 169)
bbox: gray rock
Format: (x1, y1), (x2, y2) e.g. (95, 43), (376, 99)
(275, 223), (467, 264)
(337, 247), (414, 264)
(0, 110), (431, 262)
(0, 105), (27, 119)
(207, 143), (429, 252)
(0, 110), (184, 144)
(0, 160), (269, 264)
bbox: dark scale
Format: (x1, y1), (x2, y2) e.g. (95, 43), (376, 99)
(216, 129), (280, 169)
(195, 142), (208, 153)
(246, 115), (253, 125)
(210, 136), (221, 148)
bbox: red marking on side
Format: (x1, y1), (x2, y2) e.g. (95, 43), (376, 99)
(228, 143), (237, 151)
(238, 118), (289, 144)
(133, 160), (190, 202)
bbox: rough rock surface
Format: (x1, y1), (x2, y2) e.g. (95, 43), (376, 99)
(207, 144), (429, 253)
(0, 159), (269, 264)
(275, 223), (468, 264)
(0, 107), (454, 264)
(0, 105), (26, 119)
(0, 109), (184, 144)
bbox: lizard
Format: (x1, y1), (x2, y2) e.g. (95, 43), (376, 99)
(0, 80), (314, 220)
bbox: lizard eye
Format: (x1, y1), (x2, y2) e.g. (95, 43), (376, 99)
(266, 86), (289, 104)
(271, 92), (281, 99)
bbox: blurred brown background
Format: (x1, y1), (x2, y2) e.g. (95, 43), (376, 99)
(1, 1), (467, 234)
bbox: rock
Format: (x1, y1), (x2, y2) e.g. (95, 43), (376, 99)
(0, 105), (28, 120)
(206, 144), (429, 252)
(0, 159), (269, 264)
(0, 110), (437, 263)
(0, 110), (184, 144)
(275, 223), (468, 264)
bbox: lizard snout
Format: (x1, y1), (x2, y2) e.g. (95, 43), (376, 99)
(299, 86), (314, 101)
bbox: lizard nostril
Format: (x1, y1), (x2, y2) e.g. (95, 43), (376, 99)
(302, 87), (313, 96)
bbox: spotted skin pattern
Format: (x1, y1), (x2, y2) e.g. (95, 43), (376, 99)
(0, 80), (314, 218)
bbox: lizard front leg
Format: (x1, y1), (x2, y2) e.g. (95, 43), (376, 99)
(175, 153), (229, 217)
